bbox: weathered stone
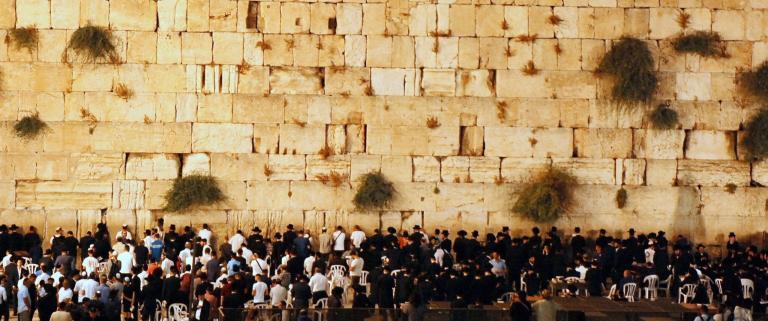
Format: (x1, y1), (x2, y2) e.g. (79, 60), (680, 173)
(267, 155), (305, 181)
(182, 153), (210, 176)
(125, 154), (180, 180)
(552, 158), (616, 185)
(685, 130), (736, 160)
(574, 128), (633, 158)
(192, 123), (252, 153)
(112, 180), (145, 209)
(677, 160), (750, 187)
(413, 156), (441, 182)
(634, 129), (686, 160)
(501, 158), (551, 183)
(16, 181), (112, 210)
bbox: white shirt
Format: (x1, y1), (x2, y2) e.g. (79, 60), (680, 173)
(17, 284), (29, 313)
(434, 248), (445, 267)
(252, 282), (268, 303)
(350, 231), (366, 248)
(229, 233), (246, 252)
(332, 231), (346, 251)
(308, 273), (328, 293)
(0, 286), (6, 305)
(349, 257), (364, 276)
(143, 236), (154, 248)
(57, 287), (73, 303)
(118, 252), (134, 274)
(1, 254), (11, 268)
(79, 279), (98, 302)
(645, 248), (655, 264)
(179, 249), (193, 267)
(38, 272), (50, 284)
(251, 258), (268, 276)
(575, 265), (588, 280)
(303, 256), (316, 275)
(270, 285), (287, 307)
(82, 257), (99, 275)
(241, 247), (253, 265)
(161, 258), (174, 275)
(116, 230), (133, 241)
(199, 229), (212, 243)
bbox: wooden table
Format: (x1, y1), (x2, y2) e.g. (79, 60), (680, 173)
(551, 297), (699, 321)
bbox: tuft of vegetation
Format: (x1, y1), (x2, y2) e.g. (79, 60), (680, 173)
(318, 145), (333, 159)
(291, 118), (306, 127)
(671, 31), (728, 58)
(554, 43), (563, 55)
(676, 10), (691, 29)
(501, 21), (509, 30)
(79, 108), (98, 134)
(353, 172), (396, 210)
(616, 187), (628, 209)
(494, 175), (505, 185)
(725, 183), (737, 194)
(649, 103), (679, 129)
(597, 37), (658, 105)
(256, 41), (272, 51)
(547, 15), (564, 26)
(263, 164), (273, 177)
(13, 114), (48, 140)
(163, 174), (225, 212)
(67, 25), (118, 63)
(739, 61), (768, 101)
(113, 82), (134, 100)
(513, 168), (576, 223)
(433, 186), (440, 194)
(7, 27), (38, 52)
(516, 34), (538, 43)
(426, 116), (441, 129)
(237, 61), (251, 75)
(522, 60), (539, 76)
(496, 100), (508, 122)
(316, 171), (347, 187)
(742, 108), (768, 161)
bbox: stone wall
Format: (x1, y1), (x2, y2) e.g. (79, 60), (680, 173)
(1, 0), (767, 246)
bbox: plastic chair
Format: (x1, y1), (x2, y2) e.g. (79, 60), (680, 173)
(328, 265), (346, 278)
(741, 278), (754, 299)
(643, 275), (659, 300)
(499, 292), (513, 304)
(24, 263), (39, 275)
(678, 284), (696, 304)
(155, 300), (168, 321)
(658, 275), (672, 298)
(168, 303), (188, 321)
(606, 284), (617, 299)
(314, 298), (328, 309)
(715, 278), (725, 302)
(622, 283), (637, 302)
(98, 262), (110, 274)
(564, 277), (582, 295)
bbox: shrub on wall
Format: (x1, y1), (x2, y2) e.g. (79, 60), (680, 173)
(13, 114), (48, 140)
(672, 31), (728, 58)
(742, 108), (768, 161)
(598, 37), (658, 105)
(513, 169), (575, 223)
(616, 187), (628, 209)
(740, 61), (768, 101)
(66, 25), (118, 63)
(649, 103), (679, 129)
(7, 27), (38, 52)
(353, 172), (395, 210)
(163, 174), (225, 212)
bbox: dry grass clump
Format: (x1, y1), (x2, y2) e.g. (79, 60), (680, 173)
(512, 168), (575, 223)
(163, 174), (225, 212)
(263, 164), (273, 177)
(353, 172), (396, 210)
(725, 183), (737, 194)
(671, 31), (728, 58)
(14, 114), (48, 140)
(742, 108), (768, 161)
(676, 10), (691, 29)
(79, 108), (98, 134)
(496, 100), (508, 122)
(256, 41), (272, 50)
(7, 27), (38, 51)
(67, 25), (118, 63)
(237, 61), (252, 75)
(547, 15), (564, 26)
(616, 187), (628, 209)
(516, 34), (538, 43)
(316, 171), (348, 187)
(522, 60), (539, 76)
(739, 61), (768, 102)
(597, 37), (658, 105)
(649, 103), (679, 129)
(426, 116), (441, 129)
(113, 83), (134, 100)
(318, 145), (333, 159)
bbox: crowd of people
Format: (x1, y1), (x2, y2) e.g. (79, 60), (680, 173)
(0, 221), (763, 321)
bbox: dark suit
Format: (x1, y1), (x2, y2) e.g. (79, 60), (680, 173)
(162, 276), (181, 304)
(377, 274), (395, 308)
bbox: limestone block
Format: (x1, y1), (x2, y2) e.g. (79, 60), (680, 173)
(440, 156), (469, 183)
(532, 39), (558, 71)
(409, 4), (435, 36)
(210, 153), (267, 181)
(262, 35), (294, 65)
(157, 0), (187, 31)
(559, 99), (590, 128)
(621, 159), (646, 185)
(676, 73), (711, 101)
(367, 125), (460, 156)
(593, 8), (624, 39)
(574, 128), (632, 158)
(76, 123), (191, 153)
(484, 127), (533, 157)
(112, 180), (145, 210)
(496, 70), (549, 98)
(677, 160), (750, 187)
(449, 5), (475, 36)
(434, 186), (485, 212)
(712, 10), (744, 40)
(458, 38), (479, 69)
(34, 29), (65, 63)
(143, 180), (171, 209)
(290, 181), (354, 211)
(370, 68), (417, 96)
(746, 10), (765, 41)
(157, 32), (182, 64)
(475, 5), (504, 37)
(279, 124), (325, 155)
(231, 95), (282, 124)
(306, 155), (350, 180)
(109, 0), (157, 31)
(125, 154), (180, 180)
(309, 3), (335, 35)
(581, 39), (605, 71)
(254, 125), (279, 154)
(0, 0), (14, 29)
(325, 67), (370, 96)
(212, 32), (243, 65)
(501, 158), (551, 183)
(413, 156), (441, 182)
(699, 187), (768, 218)
(181, 153), (210, 176)
(245, 182), (290, 209)
(292, 35), (319, 67)
(362, 3), (385, 35)
(0, 154), (32, 179)
(257, 2), (280, 34)
(192, 123), (253, 153)
(80, 0), (109, 26)
(388, 182), (436, 211)
(414, 37), (438, 68)
(460, 126), (484, 156)
(549, 71), (597, 99)
(553, 158), (615, 185)
(633, 129), (685, 159)
(503, 6), (528, 37)
(174, 93), (197, 122)
(267, 155), (305, 181)
(280, 2), (310, 34)
(350, 155), (381, 181)
(466, 157), (498, 183)
(326, 125), (346, 155)
(196, 94), (232, 123)
(553, 6), (578, 38)
(421, 69), (455, 96)
(69, 153), (124, 180)
(186, 0), (209, 31)
(269, 67), (323, 95)
(456, 70), (493, 97)
(336, 3), (362, 35)
(532, 128), (573, 158)
(318, 35), (344, 67)
(437, 38), (459, 68)
(649, 8), (680, 39)
(181, 32), (212, 64)
(235, 66), (268, 95)
(16, 181), (112, 209)
(685, 130), (736, 160)
(381, 156), (412, 182)
(16, 0), (50, 29)
(209, 0), (237, 32)
(70, 64), (114, 91)
(125, 31), (157, 64)
(477, 37), (507, 70)
(645, 159), (677, 186)
(0, 63), (71, 92)
(51, 0), (79, 29)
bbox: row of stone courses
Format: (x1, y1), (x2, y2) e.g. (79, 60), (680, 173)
(2, 0), (767, 38)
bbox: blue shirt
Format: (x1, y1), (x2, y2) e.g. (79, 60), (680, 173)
(227, 258), (240, 276)
(150, 240), (163, 261)
(17, 284), (29, 313)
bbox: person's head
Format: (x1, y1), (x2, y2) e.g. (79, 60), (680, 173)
(575, 227), (581, 234)
(331, 287), (344, 298)
(540, 289), (552, 300)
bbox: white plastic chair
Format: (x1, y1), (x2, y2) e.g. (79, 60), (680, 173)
(314, 298), (328, 309)
(643, 275), (659, 300)
(328, 265), (346, 278)
(715, 278), (725, 302)
(168, 303), (188, 321)
(98, 262), (110, 274)
(155, 300), (168, 321)
(24, 263), (39, 275)
(499, 292), (513, 304)
(360, 271), (369, 286)
(252, 304), (270, 321)
(622, 283), (637, 302)
(564, 277), (581, 295)
(606, 284), (617, 299)
(741, 278), (755, 299)
(312, 310), (324, 321)
(23, 257), (32, 266)
(678, 284), (696, 304)
(658, 274), (672, 298)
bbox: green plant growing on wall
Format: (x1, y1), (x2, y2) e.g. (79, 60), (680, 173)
(66, 25), (118, 63)
(163, 174), (225, 212)
(513, 168), (575, 223)
(649, 103), (679, 129)
(743, 108), (768, 161)
(353, 172), (396, 210)
(597, 37), (658, 105)
(7, 27), (38, 52)
(13, 113), (48, 140)
(616, 187), (628, 209)
(671, 31), (728, 58)
(739, 61), (768, 101)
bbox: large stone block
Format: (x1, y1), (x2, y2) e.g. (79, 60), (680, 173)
(677, 160), (750, 187)
(366, 125), (460, 156)
(16, 181), (112, 210)
(574, 128), (633, 158)
(192, 123), (252, 153)
(182, 153), (210, 176)
(633, 129), (685, 160)
(532, 128), (573, 158)
(125, 154), (180, 180)
(381, 156), (412, 182)
(109, 0), (157, 31)
(69, 153), (125, 180)
(0, 180), (13, 209)
(484, 127), (534, 157)
(440, 156), (470, 183)
(552, 158), (615, 185)
(270, 67), (323, 95)
(500, 158), (551, 183)
(413, 156), (441, 182)
(684, 130), (736, 160)
(112, 180), (145, 209)
(267, 155), (305, 181)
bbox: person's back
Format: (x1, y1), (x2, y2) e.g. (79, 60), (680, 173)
(531, 291), (557, 321)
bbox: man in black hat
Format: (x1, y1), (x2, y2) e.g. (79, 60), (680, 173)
(79, 231), (95, 262)
(453, 231), (468, 262)
(8, 225), (22, 252)
(726, 232), (740, 252)
(284, 224), (297, 248)
(0, 226), (8, 264)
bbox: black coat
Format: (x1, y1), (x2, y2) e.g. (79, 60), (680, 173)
(377, 274), (395, 308)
